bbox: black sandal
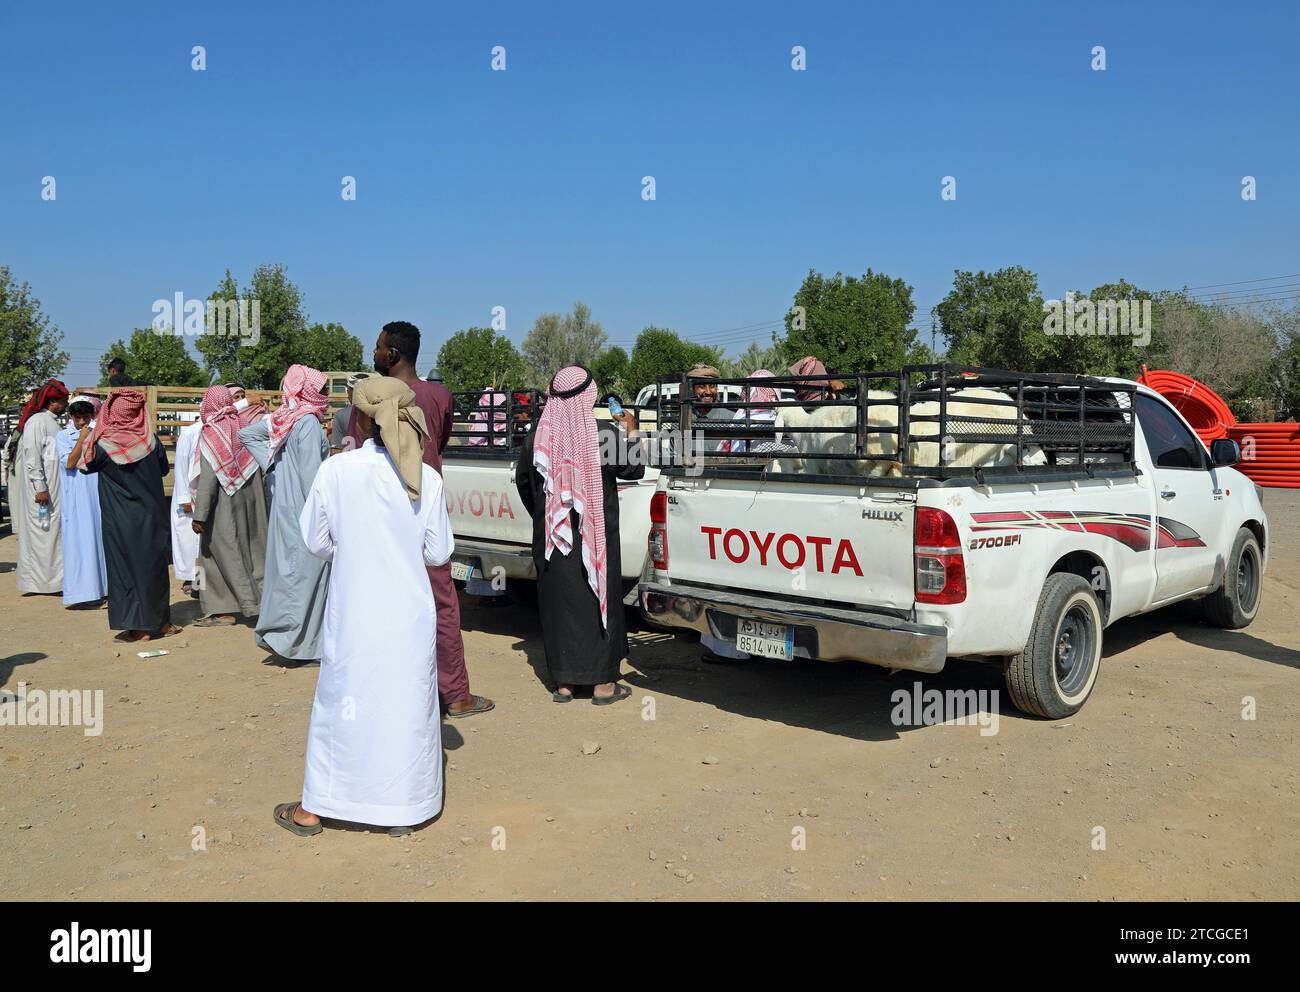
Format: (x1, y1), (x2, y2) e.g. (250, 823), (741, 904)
(273, 801), (323, 837)
(592, 683), (633, 706)
(551, 690), (574, 703)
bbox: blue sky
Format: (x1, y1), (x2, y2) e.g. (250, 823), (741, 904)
(2, 0), (1297, 386)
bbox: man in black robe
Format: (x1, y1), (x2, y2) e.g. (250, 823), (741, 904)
(515, 366), (644, 703)
(78, 389), (180, 641)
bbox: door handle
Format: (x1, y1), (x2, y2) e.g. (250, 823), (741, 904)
(1160, 489), (1176, 500)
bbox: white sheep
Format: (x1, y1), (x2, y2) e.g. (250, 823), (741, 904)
(907, 387), (1047, 468)
(772, 387), (1046, 475)
(773, 391), (902, 477)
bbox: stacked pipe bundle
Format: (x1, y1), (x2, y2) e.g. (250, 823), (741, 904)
(1227, 422), (1300, 489)
(1137, 369), (1236, 443)
(1138, 368), (1300, 487)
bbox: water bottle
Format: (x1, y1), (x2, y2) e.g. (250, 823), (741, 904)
(37, 502), (50, 531)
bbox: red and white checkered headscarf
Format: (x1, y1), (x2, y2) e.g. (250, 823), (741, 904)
(78, 389), (155, 469)
(267, 364), (328, 462)
(533, 366), (608, 628)
(720, 370), (779, 452)
(469, 389), (508, 447)
(195, 384), (259, 496)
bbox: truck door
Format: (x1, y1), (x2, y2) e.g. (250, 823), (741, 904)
(1134, 394), (1223, 602)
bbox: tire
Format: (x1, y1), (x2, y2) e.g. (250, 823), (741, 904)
(1004, 574), (1104, 719)
(1201, 528), (1263, 629)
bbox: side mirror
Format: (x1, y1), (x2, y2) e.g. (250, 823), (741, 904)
(1210, 438), (1239, 467)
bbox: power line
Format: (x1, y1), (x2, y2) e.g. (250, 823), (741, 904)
(1184, 272), (1300, 291)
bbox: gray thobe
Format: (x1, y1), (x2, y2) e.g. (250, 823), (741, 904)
(191, 452), (268, 617)
(239, 415), (330, 660)
(14, 410), (63, 594)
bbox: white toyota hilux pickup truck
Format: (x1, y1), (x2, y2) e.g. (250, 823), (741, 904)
(440, 391), (659, 590)
(637, 365), (1268, 718)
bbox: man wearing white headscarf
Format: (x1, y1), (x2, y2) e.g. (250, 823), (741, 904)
(170, 417), (203, 591)
(275, 376), (453, 836)
(56, 394), (107, 606)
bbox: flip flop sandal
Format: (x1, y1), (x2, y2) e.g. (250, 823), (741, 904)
(446, 695), (495, 719)
(551, 691), (574, 703)
(152, 625), (184, 639)
(592, 683), (633, 706)
(388, 826), (413, 838)
(273, 802), (323, 837)
(194, 616), (237, 627)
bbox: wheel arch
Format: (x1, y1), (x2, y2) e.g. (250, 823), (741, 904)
(1048, 550), (1111, 623)
(1242, 518), (1265, 556)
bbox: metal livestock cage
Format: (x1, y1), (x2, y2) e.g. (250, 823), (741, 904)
(445, 388), (659, 454)
(654, 364), (1138, 484)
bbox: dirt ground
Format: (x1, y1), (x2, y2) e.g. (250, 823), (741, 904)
(2, 492), (1298, 902)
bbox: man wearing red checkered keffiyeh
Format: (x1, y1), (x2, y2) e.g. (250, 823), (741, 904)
(515, 365), (645, 705)
(189, 384), (268, 626)
(76, 388), (180, 641)
(194, 384), (260, 496)
(235, 364), (331, 660)
(77, 389), (155, 470)
(265, 364), (329, 463)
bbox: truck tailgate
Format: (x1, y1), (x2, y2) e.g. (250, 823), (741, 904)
(663, 477), (916, 611)
(443, 457), (532, 547)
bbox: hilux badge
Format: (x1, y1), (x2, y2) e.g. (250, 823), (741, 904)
(862, 509), (904, 522)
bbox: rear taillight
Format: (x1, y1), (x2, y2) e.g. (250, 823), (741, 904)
(649, 491), (668, 570)
(914, 507), (966, 604)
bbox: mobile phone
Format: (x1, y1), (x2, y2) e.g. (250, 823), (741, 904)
(607, 397), (623, 417)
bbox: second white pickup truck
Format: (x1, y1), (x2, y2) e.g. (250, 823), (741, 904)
(637, 365), (1268, 718)
(440, 391), (658, 590)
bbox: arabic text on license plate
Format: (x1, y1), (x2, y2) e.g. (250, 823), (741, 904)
(450, 561), (474, 582)
(735, 619), (794, 660)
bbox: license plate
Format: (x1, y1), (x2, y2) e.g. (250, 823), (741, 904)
(450, 560), (475, 582)
(735, 619), (794, 660)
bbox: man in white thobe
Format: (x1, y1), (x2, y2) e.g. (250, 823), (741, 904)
(170, 419), (202, 589)
(14, 381), (69, 594)
(274, 376), (453, 836)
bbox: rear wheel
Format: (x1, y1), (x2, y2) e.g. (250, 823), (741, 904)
(1004, 574), (1103, 719)
(1201, 528), (1262, 629)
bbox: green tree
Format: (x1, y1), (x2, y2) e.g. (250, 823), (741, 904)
(290, 321), (364, 375)
(1145, 291), (1279, 421)
(522, 301), (607, 387)
(624, 326), (723, 395)
(196, 270), (247, 385)
(197, 263), (308, 388)
(1263, 300), (1300, 419)
(1023, 279), (1159, 379)
(0, 267), (69, 404)
(591, 346), (630, 396)
(436, 327), (528, 394)
(719, 339), (785, 378)
(936, 266), (1049, 371)
(99, 328), (206, 387)
(780, 268), (921, 373)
